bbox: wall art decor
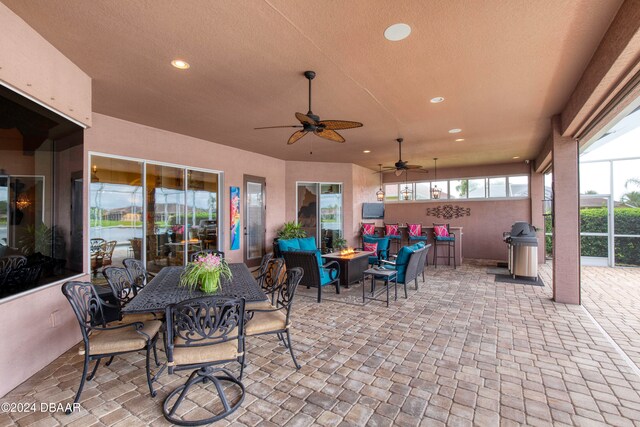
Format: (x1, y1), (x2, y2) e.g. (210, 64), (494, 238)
(230, 186), (241, 250)
(426, 204), (471, 220)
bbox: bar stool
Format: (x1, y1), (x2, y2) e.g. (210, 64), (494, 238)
(407, 223), (428, 247)
(384, 223), (402, 255)
(360, 222), (377, 248)
(433, 223), (456, 268)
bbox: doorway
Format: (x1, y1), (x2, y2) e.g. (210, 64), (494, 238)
(244, 175), (266, 267)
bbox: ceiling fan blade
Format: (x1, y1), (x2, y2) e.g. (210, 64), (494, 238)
(404, 165), (424, 169)
(318, 120), (363, 130)
(287, 130), (308, 145)
(295, 112), (317, 126)
(314, 129), (345, 143)
(254, 125), (303, 129)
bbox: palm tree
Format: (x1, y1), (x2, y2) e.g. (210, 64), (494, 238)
(622, 178), (640, 208)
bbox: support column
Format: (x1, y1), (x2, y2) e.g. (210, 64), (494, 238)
(529, 166), (545, 264)
(551, 116), (580, 304)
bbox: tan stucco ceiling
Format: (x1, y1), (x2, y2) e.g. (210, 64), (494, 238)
(2, 0), (623, 169)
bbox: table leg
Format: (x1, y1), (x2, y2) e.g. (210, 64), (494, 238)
(362, 273), (365, 303)
(386, 277), (389, 307)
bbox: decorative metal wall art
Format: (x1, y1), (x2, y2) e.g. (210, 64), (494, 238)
(426, 204), (471, 220)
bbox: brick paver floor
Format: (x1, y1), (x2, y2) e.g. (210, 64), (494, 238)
(2, 260), (640, 426)
(580, 265), (640, 373)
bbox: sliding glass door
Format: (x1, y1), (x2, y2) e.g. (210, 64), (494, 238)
(89, 154), (221, 282)
(297, 182), (343, 252)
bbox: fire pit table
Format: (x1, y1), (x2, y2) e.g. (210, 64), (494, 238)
(322, 250), (371, 288)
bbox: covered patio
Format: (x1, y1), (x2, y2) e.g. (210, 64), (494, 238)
(1, 0), (640, 425)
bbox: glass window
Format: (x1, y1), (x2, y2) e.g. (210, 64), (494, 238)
(187, 170), (219, 256)
(508, 176), (529, 197)
(580, 162), (610, 195)
(450, 180), (467, 199)
(146, 164), (186, 273)
(384, 184), (398, 201)
(0, 85), (84, 298)
(431, 181), (448, 199)
(468, 178), (486, 198)
(415, 182), (431, 200)
(90, 157), (143, 283)
(320, 184), (342, 252)
(489, 177), (506, 198)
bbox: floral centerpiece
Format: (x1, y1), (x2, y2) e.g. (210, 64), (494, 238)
(180, 253), (232, 293)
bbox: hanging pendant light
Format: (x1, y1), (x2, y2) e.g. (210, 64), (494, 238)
(375, 164), (385, 201)
(400, 171), (413, 201)
(431, 158), (441, 199)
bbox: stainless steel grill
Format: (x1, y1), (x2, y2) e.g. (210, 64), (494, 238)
(503, 221), (538, 280)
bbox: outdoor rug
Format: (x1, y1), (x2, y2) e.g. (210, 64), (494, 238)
(486, 267), (510, 275)
(493, 273), (544, 286)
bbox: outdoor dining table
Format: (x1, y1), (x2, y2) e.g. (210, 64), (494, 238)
(122, 263), (268, 314)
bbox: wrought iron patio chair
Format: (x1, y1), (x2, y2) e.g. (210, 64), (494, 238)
(282, 250), (339, 303)
(246, 257), (285, 311)
(245, 267), (303, 369)
(123, 258), (155, 292)
(163, 296), (246, 425)
(61, 281), (163, 412)
(103, 266), (159, 322)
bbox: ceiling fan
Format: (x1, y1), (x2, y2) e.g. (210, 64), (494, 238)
(254, 71), (363, 144)
(382, 138), (427, 176)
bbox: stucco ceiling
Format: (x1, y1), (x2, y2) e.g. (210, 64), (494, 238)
(2, 0), (623, 170)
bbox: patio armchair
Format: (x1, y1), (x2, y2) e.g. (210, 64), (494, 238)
(360, 222), (378, 247)
(358, 235), (390, 267)
(123, 258), (155, 292)
(245, 267), (303, 370)
(0, 255), (27, 287)
(282, 250), (339, 303)
(247, 257), (285, 311)
(163, 296), (246, 425)
(381, 243), (427, 296)
(102, 266), (159, 322)
(61, 281), (163, 411)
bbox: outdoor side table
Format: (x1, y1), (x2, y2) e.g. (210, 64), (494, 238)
(362, 267), (397, 307)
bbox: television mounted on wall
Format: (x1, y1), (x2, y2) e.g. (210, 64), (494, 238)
(362, 202), (384, 219)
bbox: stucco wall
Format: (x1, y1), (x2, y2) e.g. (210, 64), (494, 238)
(85, 113), (287, 264)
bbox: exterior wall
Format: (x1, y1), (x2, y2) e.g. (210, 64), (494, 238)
(85, 113), (287, 265)
(384, 199), (530, 261)
(383, 162), (532, 261)
(0, 4), (90, 398)
(351, 164), (380, 240)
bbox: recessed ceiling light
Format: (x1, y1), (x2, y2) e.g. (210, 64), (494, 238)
(448, 128), (462, 134)
(363, 150), (371, 153)
(430, 97), (445, 104)
(455, 138), (464, 142)
(513, 156), (520, 159)
(384, 23), (411, 41)
(171, 59), (190, 70)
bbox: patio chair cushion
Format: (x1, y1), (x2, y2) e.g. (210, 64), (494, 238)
(170, 334), (240, 366)
(433, 225), (449, 237)
(245, 309), (288, 336)
(81, 320), (162, 356)
(298, 237), (317, 251)
(363, 235), (390, 265)
(279, 239), (301, 252)
(435, 235), (455, 241)
(363, 242), (378, 253)
(385, 223), (400, 237)
(385, 243), (423, 283)
(245, 300), (275, 311)
(121, 312), (161, 323)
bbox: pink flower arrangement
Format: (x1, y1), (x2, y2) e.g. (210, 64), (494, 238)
(180, 252), (232, 293)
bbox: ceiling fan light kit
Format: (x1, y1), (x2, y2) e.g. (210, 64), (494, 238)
(255, 71), (363, 145)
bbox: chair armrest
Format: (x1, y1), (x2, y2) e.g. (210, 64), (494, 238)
(322, 260), (340, 280)
(379, 259), (396, 266)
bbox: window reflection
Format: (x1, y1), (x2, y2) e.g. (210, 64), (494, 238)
(90, 157), (143, 282)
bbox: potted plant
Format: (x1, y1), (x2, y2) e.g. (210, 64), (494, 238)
(333, 236), (347, 251)
(277, 221), (307, 239)
(180, 252), (232, 293)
